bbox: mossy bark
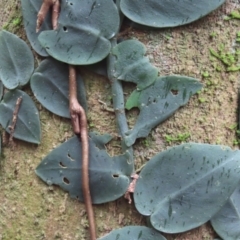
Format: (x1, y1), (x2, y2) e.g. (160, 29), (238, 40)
(1, 0), (240, 239)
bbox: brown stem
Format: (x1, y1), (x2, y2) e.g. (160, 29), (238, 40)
(37, 2), (96, 238)
(36, 0), (60, 32)
(8, 96), (22, 143)
(69, 66), (96, 240)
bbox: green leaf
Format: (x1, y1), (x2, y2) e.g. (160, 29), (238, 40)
(21, 0), (51, 56)
(0, 81), (3, 100)
(0, 30), (34, 90)
(38, 0), (120, 65)
(112, 40), (158, 90)
(124, 76), (202, 147)
(98, 226), (166, 240)
(120, 0), (226, 28)
(0, 90), (41, 144)
(30, 58), (87, 118)
(35, 132), (133, 204)
(134, 143), (240, 233)
(125, 90), (141, 110)
(211, 184), (240, 240)
(84, 59), (108, 77)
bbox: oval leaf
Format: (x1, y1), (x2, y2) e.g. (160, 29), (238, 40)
(0, 30), (34, 89)
(211, 184), (240, 240)
(120, 0), (226, 28)
(134, 143), (240, 233)
(112, 40), (158, 90)
(124, 76), (202, 147)
(31, 58), (87, 118)
(98, 226), (166, 240)
(21, 0), (51, 56)
(36, 132), (133, 204)
(38, 0), (120, 65)
(0, 90), (41, 144)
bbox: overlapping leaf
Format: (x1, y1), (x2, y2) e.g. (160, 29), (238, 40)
(98, 226), (166, 240)
(0, 90), (41, 144)
(134, 143), (240, 233)
(31, 58), (87, 118)
(211, 184), (240, 240)
(36, 132), (133, 204)
(0, 31), (34, 90)
(21, 0), (51, 56)
(38, 0), (120, 65)
(124, 76), (202, 147)
(120, 0), (226, 28)
(111, 40), (158, 90)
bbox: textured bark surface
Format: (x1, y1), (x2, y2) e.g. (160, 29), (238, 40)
(1, 0), (240, 239)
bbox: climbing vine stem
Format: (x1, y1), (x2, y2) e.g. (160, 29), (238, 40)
(107, 38), (134, 165)
(69, 65), (96, 240)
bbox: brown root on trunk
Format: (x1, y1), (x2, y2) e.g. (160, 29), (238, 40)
(69, 66), (96, 240)
(36, 0), (60, 32)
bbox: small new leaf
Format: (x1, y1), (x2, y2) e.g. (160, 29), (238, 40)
(112, 40), (158, 90)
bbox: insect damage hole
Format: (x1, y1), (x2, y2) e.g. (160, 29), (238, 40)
(63, 26), (68, 32)
(63, 177), (70, 184)
(171, 89), (179, 95)
(59, 162), (67, 168)
(112, 174), (119, 178)
(67, 152), (75, 161)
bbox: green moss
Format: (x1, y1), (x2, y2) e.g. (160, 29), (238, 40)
(225, 9), (240, 20)
(165, 133), (190, 144)
(209, 43), (240, 72)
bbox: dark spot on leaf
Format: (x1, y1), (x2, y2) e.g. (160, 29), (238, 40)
(171, 89), (178, 95)
(63, 26), (68, 32)
(63, 177), (70, 184)
(67, 152), (75, 161)
(59, 162), (67, 168)
(112, 174), (119, 178)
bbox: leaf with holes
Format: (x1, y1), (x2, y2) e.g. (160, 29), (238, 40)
(35, 132), (133, 204)
(38, 0), (120, 65)
(0, 81), (3, 100)
(134, 143), (240, 233)
(0, 90), (41, 144)
(111, 39), (158, 90)
(120, 0), (226, 28)
(21, 0), (51, 56)
(0, 30), (34, 90)
(98, 226), (166, 240)
(124, 76), (202, 147)
(211, 184), (240, 240)
(31, 58), (87, 118)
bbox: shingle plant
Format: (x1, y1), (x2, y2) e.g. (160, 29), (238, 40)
(0, 0), (240, 239)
